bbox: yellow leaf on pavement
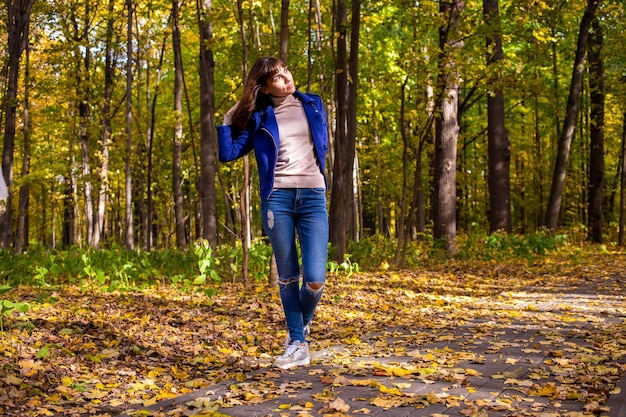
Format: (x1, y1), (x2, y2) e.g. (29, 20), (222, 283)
(530, 383), (557, 398)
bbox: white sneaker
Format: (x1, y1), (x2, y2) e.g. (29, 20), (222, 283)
(274, 341), (310, 369)
(284, 324), (310, 349)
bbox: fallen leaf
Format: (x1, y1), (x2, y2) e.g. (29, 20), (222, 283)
(320, 397), (350, 413)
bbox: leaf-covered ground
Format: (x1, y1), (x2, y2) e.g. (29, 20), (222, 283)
(1, 250), (625, 416)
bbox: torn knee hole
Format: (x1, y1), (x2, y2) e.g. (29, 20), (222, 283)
(306, 282), (324, 293)
(278, 277), (299, 286)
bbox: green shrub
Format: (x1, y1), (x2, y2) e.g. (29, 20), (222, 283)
(0, 230), (573, 293)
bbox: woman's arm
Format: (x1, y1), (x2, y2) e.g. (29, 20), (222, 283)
(217, 103), (257, 162)
(217, 124), (255, 163)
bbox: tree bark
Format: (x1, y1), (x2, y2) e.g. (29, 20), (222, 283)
(329, 0), (348, 261)
(236, 0), (251, 285)
(94, 0), (116, 250)
(146, 34), (169, 249)
(173, 0), (187, 249)
(397, 77), (409, 247)
(348, 0), (360, 244)
(329, 0), (359, 261)
(618, 108), (626, 246)
(15, 38), (31, 253)
(124, 0), (135, 250)
(396, 76), (412, 264)
(280, 0), (289, 62)
(433, 0), (463, 254)
(587, 17), (604, 243)
(484, 0), (512, 233)
(545, 0), (599, 233)
(198, 0), (218, 249)
(78, 42), (94, 247)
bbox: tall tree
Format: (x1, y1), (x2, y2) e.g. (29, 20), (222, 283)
(329, 0), (348, 261)
(236, 0), (251, 284)
(93, 0), (117, 249)
(67, 0), (96, 247)
(198, 0), (218, 248)
(397, 76), (410, 247)
(545, 0), (599, 233)
(1, 0), (35, 248)
(146, 27), (170, 249)
(329, 0), (359, 261)
(433, 0), (463, 254)
(124, 0), (135, 249)
(172, 0), (187, 249)
(618, 105), (626, 246)
(347, 0), (360, 242)
(587, 16), (604, 243)
(484, 0), (511, 233)
(15, 35), (31, 253)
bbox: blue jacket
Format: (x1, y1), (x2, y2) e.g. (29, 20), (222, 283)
(217, 90), (328, 201)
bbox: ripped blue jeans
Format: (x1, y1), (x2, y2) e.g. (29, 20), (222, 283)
(261, 188), (328, 344)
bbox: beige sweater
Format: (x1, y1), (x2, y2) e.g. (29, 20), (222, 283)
(271, 94), (325, 189)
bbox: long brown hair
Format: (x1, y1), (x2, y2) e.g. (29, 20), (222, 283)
(231, 57), (287, 135)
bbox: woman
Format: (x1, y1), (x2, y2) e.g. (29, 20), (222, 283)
(217, 57), (329, 369)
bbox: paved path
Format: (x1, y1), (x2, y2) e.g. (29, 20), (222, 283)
(117, 275), (626, 417)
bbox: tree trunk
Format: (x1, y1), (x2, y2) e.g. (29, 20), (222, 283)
(15, 38), (31, 253)
(397, 77), (409, 248)
(63, 131), (78, 247)
(587, 17), (604, 243)
(94, 0), (116, 250)
(146, 35), (169, 249)
(240, 157), (250, 286)
(329, 0), (359, 261)
(198, 0), (218, 249)
(329, 0), (348, 261)
(545, 0), (599, 233)
(1, 0), (35, 249)
(533, 92), (543, 230)
(124, 0), (135, 250)
(280, 0), (289, 62)
(374, 129), (385, 235)
(172, 0), (187, 249)
(395, 76), (410, 263)
(433, 0), (463, 255)
(348, 0), (360, 244)
(619, 107), (626, 246)
(415, 81), (435, 238)
(78, 44), (94, 247)
(306, 0), (324, 93)
(484, 0), (511, 233)
(234, 0), (251, 285)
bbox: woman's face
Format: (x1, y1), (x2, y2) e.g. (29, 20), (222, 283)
(261, 66), (295, 97)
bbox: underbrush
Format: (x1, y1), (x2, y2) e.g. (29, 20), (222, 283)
(0, 230), (605, 295)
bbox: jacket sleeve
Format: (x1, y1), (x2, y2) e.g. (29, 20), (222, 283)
(217, 124), (255, 162)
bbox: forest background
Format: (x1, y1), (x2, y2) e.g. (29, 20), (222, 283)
(1, 0), (626, 281)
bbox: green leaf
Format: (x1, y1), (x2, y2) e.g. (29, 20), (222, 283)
(37, 345), (50, 359)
